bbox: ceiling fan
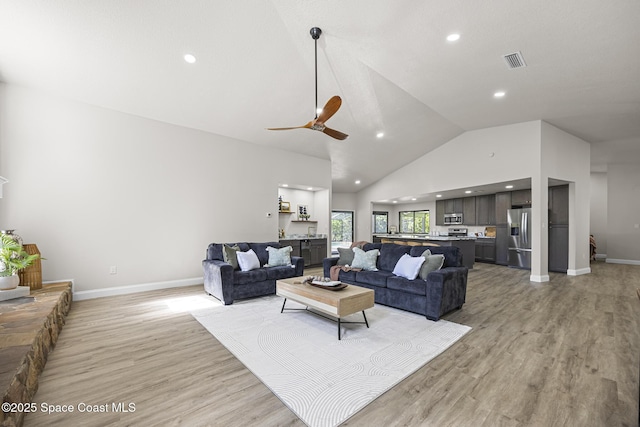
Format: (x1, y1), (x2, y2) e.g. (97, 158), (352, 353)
(267, 27), (348, 140)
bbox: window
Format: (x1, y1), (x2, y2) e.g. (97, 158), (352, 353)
(372, 211), (388, 234)
(399, 210), (430, 234)
(331, 211), (354, 253)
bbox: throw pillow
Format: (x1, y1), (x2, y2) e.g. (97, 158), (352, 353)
(265, 246), (293, 267)
(351, 247), (379, 271)
(392, 254), (426, 280)
(337, 247), (355, 266)
(222, 244), (241, 270)
(236, 249), (261, 272)
(418, 249), (445, 280)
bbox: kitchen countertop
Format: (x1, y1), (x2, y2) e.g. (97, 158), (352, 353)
(280, 236), (327, 240)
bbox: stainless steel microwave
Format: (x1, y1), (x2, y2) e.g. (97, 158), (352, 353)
(444, 213), (463, 225)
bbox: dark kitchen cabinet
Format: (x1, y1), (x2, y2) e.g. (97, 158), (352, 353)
(495, 192), (512, 225)
(436, 200), (446, 226)
(475, 237), (496, 263)
(549, 185), (569, 225)
(279, 239), (301, 258)
(310, 238), (328, 266)
(495, 225), (509, 265)
(475, 194), (496, 225)
(463, 197), (476, 225)
(549, 225), (568, 272)
(444, 198), (463, 214)
(511, 189), (532, 207)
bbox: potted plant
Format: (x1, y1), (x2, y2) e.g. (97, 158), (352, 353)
(0, 233), (40, 290)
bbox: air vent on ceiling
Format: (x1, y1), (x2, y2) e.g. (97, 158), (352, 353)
(502, 51), (527, 69)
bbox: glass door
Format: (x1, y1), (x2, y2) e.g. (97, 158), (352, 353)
(331, 211), (354, 254)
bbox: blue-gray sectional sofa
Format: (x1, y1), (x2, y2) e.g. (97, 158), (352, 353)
(203, 241), (304, 305)
(323, 243), (468, 321)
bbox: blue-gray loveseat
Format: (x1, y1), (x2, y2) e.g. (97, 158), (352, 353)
(323, 243), (468, 321)
(203, 241), (304, 305)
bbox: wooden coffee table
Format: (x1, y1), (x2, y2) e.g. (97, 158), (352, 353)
(276, 277), (374, 340)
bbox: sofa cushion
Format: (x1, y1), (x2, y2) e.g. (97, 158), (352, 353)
(378, 244), (411, 272)
(264, 265), (297, 280)
(410, 245), (460, 268)
(393, 253), (426, 280)
(363, 242), (382, 252)
(355, 270), (393, 288)
(337, 247), (355, 266)
(248, 242), (280, 266)
(418, 249), (445, 280)
(387, 276), (427, 296)
(337, 269), (358, 283)
(237, 249), (261, 272)
(233, 268), (267, 285)
(265, 245), (292, 267)
(351, 247), (379, 271)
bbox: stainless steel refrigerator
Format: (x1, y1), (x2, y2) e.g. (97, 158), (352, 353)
(507, 208), (532, 269)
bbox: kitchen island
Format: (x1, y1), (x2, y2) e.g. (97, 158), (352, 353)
(372, 234), (476, 269)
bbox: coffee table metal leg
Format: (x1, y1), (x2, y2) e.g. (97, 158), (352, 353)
(338, 318), (341, 340)
(280, 298), (287, 313)
(362, 310), (369, 328)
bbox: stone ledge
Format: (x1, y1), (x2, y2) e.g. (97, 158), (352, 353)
(0, 282), (72, 427)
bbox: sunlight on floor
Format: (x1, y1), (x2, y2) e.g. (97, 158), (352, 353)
(162, 295), (223, 313)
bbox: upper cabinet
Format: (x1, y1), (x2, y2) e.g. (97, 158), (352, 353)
(436, 200), (446, 226)
(444, 198), (463, 213)
(510, 189), (532, 206)
(495, 192), (511, 225)
(463, 197), (476, 225)
(475, 194), (496, 225)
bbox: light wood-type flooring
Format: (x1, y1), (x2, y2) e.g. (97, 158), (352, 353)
(24, 262), (640, 426)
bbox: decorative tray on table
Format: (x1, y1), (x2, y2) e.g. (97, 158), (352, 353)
(304, 276), (348, 291)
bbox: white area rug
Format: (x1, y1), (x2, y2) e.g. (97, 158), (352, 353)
(191, 295), (471, 427)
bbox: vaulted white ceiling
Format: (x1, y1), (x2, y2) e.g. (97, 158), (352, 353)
(1, 1), (639, 192)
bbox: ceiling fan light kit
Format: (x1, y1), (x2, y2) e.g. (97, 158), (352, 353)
(267, 27), (348, 140)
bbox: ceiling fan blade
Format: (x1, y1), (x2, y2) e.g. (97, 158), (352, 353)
(322, 126), (349, 140)
(267, 122), (313, 131)
(315, 96), (342, 124)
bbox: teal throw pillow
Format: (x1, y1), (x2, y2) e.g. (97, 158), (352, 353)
(351, 247), (379, 271)
(337, 247), (355, 266)
(222, 244), (241, 270)
(418, 249), (445, 280)
(265, 246), (293, 267)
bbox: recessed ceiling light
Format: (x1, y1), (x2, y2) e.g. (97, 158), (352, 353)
(465, 190), (472, 194)
(392, 200), (398, 204)
(355, 180), (361, 185)
(446, 33), (460, 42)
(184, 54), (197, 64)
(376, 132), (384, 138)
(494, 91), (506, 98)
(282, 184), (288, 187)
(307, 187), (313, 191)
(505, 185), (514, 189)
(436, 194), (442, 198)
(411, 198), (417, 201)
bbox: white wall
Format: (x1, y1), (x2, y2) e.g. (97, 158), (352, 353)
(590, 172), (608, 257)
(606, 164), (640, 264)
(0, 84), (331, 293)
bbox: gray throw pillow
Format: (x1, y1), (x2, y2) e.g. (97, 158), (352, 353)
(337, 247), (355, 266)
(418, 249), (445, 280)
(222, 244), (241, 270)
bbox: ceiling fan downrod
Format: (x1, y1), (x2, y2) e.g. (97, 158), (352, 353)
(310, 27), (322, 119)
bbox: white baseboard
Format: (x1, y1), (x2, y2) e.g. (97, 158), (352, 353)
(595, 253), (607, 260)
(530, 274), (550, 282)
(567, 268), (591, 276)
(606, 259), (640, 266)
(72, 277), (204, 301)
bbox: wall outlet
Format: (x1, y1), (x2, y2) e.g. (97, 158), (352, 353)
(109, 266), (117, 275)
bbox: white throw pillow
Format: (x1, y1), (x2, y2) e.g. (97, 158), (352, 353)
(351, 247), (379, 271)
(392, 254), (426, 280)
(236, 249), (261, 272)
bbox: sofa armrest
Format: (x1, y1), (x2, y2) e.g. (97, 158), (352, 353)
(323, 257), (339, 278)
(291, 256), (305, 276)
(424, 266), (469, 321)
(202, 259), (235, 305)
